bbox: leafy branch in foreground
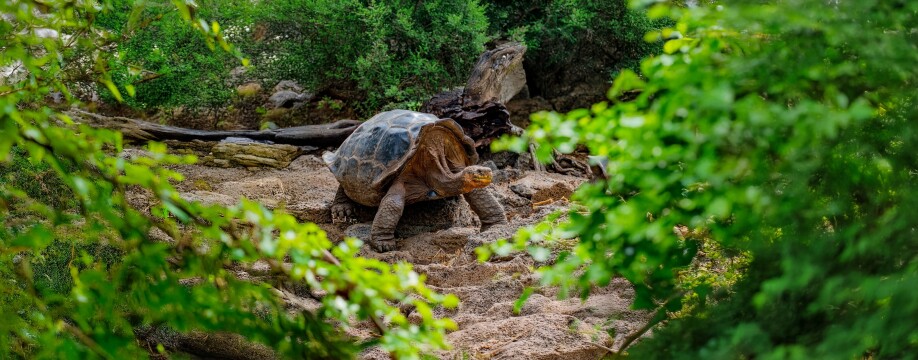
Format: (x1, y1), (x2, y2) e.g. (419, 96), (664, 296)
(485, 0), (918, 358)
(1, 1), (454, 358)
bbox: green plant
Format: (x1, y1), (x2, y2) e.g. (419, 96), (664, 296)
(486, 0), (918, 357)
(1, 1), (455, 358)
(96, 0), (255, 111)
(253, 0), (489, 114)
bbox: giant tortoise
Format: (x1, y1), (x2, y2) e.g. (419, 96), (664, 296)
(324, 110), (508, 252)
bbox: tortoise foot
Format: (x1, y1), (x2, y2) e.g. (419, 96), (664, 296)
(332, 202), (358, 225)
(370, 237), (398, 252)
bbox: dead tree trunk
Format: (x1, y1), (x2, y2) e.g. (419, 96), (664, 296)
(67, 109), (360, 147)
(422, 42), (527, 148)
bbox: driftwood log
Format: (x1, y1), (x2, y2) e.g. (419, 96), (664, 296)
(422, 42), (527, 148)
(67, 109), (361, 147)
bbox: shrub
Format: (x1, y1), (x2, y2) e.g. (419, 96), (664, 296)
(489, 0), (918, 357)
(96, 0), (254, 110)
(95, 0), (490, 117)
(252, 0), (489, 113)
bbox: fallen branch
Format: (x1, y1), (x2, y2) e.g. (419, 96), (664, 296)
(66, 108), (361, 147)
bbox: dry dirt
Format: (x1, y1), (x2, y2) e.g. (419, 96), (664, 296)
(140, 151), (651, 359)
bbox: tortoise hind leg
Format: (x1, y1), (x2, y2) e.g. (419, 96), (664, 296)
(331, 186), (359, 225)
(464, 187), (508, 231)
(370, 181), (406, 252)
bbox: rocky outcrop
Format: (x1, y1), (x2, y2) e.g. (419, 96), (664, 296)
(207, 138), (303, 169)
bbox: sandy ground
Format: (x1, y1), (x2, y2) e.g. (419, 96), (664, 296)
(135, 152), (651, 359)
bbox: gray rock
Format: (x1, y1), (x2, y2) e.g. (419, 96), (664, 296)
(268, 90), (304, 109)
(509, 172), (582, 202)
(273, 80), (303, 93)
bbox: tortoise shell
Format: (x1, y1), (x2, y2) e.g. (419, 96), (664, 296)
(324, 110), (478, 206)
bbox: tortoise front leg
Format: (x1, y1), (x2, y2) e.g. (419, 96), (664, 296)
(370, 181), (406, 252)
(464, 187), (508, 231)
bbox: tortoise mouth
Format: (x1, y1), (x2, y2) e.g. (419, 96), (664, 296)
(462, 170), (492, 192)
(471, 173), (492, 186)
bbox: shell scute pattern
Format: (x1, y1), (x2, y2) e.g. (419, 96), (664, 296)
(327, 110), (439, 206)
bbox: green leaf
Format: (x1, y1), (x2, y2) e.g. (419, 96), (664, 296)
(513, 287), (534, 315)
(607, 69), (646, 100)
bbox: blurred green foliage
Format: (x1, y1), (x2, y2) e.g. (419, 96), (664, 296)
(1, 1), (456, 358)
(0, 148), (76, 211)
(96, 0), (254, 109)
(489, 0), (918, 357)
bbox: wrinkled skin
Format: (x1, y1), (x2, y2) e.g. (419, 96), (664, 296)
(333, 165), (507, 252)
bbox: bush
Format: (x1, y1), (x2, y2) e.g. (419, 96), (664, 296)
(252, 0), (489, 113)
(96, 0), (254, 110)
(95, 0), (489, 118)
(491, 0), (918, 358)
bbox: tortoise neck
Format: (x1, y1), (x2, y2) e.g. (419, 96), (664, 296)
(431, 164), (468, 197)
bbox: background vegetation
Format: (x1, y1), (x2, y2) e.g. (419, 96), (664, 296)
(93, 0), (667, 120)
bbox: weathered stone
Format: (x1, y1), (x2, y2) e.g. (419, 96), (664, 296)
(180, 190), (237, 207)
(440, 313), (611, 360)
(210, 138), (302, 169)
(272, 80), (303, 93)
(268, 90), (307, 109)
(509, 172), (583, 202)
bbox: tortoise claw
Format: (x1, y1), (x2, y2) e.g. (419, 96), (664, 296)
(370, 237), (398, 252)
(331, 203), (357, 225)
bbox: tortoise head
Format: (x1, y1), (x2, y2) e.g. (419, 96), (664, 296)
(460, 165), (493, 193)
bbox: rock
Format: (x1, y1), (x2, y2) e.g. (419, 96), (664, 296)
(286, 200), (332, 224)
(210, 138), (302, 169)
(180, 190), (238, 207)
(236, 82), (262, 97)
(509, 172), (583, 203)
(273, 80), (303, 93)
(506, 97), (554, 129)
(483, 150), (520, 169)
(515, 152), (536, 171)
(268, 90), (308, 109)
(226, 66), (249, 86)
